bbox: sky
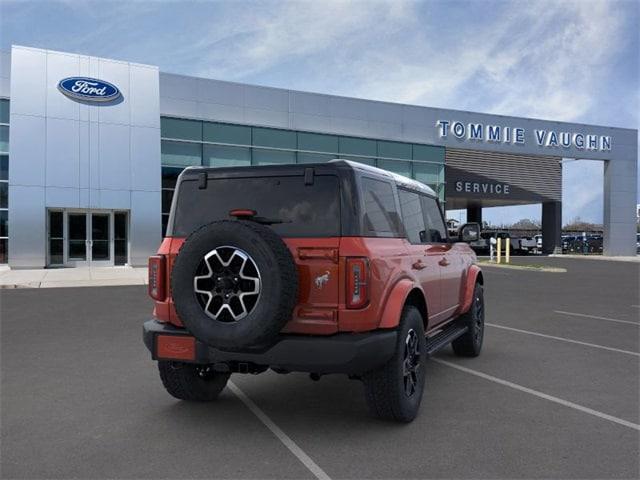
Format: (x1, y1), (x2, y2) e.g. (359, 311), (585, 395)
(1, 0), (638, 225)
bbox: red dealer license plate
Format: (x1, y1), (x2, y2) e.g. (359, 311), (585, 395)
(156, 335), (195, 361)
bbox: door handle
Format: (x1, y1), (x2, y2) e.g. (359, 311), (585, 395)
(412, 260), (426, 270)
(438, 257), (450, 267)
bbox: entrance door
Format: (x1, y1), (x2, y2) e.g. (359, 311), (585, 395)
(47, 210), (129, 267)
(67, 213), (88, 266)
(90, 213), (111, 266)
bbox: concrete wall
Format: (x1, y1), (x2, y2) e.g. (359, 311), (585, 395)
(603, 144), (638, 255)
(8, 46), (161, 267)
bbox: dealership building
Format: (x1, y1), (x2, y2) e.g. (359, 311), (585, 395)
(0, 45), (637, 268)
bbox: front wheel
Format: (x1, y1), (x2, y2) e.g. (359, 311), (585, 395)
(158, 361), (230, 401)
(452, 283), (484, 357)
(362, 306), (427, 422)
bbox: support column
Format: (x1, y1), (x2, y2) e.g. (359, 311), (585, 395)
(603, 154), (637, 256)
(467, 204), (482, 224)
(542, 201), (562, 254)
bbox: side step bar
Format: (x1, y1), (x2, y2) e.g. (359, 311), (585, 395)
(425, 324), (468, 356)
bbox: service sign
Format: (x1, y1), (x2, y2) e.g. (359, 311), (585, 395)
(58, 77), (121, 102)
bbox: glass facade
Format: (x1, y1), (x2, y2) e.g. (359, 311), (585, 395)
(160, 116), (446, 235)
(0, 99), (8, 263)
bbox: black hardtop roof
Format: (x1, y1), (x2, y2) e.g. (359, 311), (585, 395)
(179, 159), (437, 197)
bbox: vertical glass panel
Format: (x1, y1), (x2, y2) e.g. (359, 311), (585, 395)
(252, 148), (296, 165)
(160, 117), (202, 141)
(49, 211), (63, 238)
(114, 213), (127, 240)
(68, 214), (86, 260)
(203, 144), (251, 167)
(413, 144), (445, 163)
(91, 214), (110, 261)
(413, 162), (443, 184)
(297, 132), (339, 153)
(92, 214), (109, 241)
(252, 127), (296, 149)
(0, 99), (9, 124)
(114, 210), (128, 263)
(162, 189), (174, 214)
(377, 159), (412, 178)
(0, 238), (8, 263)
(92, 240), (109, 260)
(339, 137), (377, 157)
(0, 210), (7, 237)
(162, 166), (183, 188)
(203, 123), (251, 145)
(0, 126), (8, 153)
(0, 182), (7, 208)
(0, 155), (7, 180)
(49, 239), (63, 265)
(161, 140), (201, 166)
(297, 152), (334, 164)
(378, 140), (411, 160)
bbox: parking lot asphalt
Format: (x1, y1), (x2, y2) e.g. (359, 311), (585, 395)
(1, 257), (639, 479)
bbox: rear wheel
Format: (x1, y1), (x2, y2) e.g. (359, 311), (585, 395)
(362, 306), (426, 422)
(452, 283), (484, 357)
(158, 361), (230, 401)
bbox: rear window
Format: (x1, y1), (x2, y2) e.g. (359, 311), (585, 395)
(171, 175), (340, 237)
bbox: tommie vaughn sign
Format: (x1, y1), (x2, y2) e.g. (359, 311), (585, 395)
(436, 120), (612, 152)
(58, 77), (121, 102)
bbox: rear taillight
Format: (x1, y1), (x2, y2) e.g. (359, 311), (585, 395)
(346, 257), (369, 309)
(148, 255), (166, 301)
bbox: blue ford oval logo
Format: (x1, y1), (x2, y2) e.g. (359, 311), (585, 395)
(58, 77), (121, 102)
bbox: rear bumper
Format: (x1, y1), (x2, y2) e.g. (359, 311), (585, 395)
(143, 319), (397, 375)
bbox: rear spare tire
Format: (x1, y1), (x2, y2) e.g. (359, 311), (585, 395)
(171, 220), (298, 349)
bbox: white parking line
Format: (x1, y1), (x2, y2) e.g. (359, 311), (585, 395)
(228, 381), (331, 480)
(554, 310), (639, 326)
(433, 359), (640, 432)
(486, 323), (640, 357)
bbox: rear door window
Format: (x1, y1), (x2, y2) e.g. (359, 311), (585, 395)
(172, 175), (340, 237)
(398, 189), (426, 244)
(361, 177), (402, 236)
(420, 196), (448, 243)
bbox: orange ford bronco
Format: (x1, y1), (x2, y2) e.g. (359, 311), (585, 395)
(144, 160), (484, 422)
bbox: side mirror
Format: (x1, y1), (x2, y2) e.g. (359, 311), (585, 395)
(459, 223), (480, 243)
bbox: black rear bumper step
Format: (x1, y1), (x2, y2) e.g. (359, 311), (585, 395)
(425, 324), (468, 356)
(143, 319), (397, 375)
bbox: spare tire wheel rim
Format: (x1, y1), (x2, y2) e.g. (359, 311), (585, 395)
(193, 246), (261, 322)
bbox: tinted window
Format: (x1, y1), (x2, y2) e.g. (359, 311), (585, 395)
(361, 177), (401, 235)
(0, 155), (7, 181)
(421, 196), (447, 243)
(172, 175), (340, 237)
(398, 189), (426, 244)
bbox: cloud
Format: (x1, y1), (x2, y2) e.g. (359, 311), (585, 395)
(1, 0), (636, 223)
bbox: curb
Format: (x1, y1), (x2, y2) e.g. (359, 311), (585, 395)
(0, 279), (147, 289)
(478, 262), (567, 273)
